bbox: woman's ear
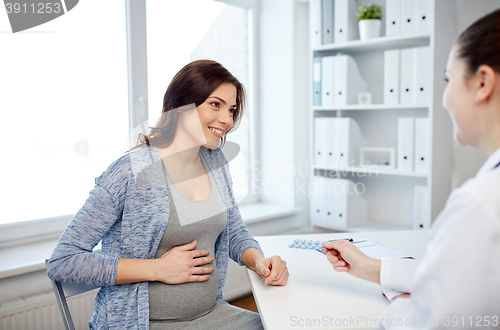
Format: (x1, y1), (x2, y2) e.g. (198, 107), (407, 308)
(475, 64), (497, 104)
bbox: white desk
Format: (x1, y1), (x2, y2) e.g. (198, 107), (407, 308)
(247, 230), (429, 330)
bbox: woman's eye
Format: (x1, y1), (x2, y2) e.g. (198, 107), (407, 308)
(229, 108), (237, 114)
(211, 102), (220, 108)
(443, 77), (449, 83)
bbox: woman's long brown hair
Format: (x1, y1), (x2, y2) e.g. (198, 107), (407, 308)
(127, 59), (246, 153)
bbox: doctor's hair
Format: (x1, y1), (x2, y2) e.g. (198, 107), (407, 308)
(128, 59), (245, 152)
(456, 8), (500, 77)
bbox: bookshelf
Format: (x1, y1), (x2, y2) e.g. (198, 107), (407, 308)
(309, 0), (456, 232)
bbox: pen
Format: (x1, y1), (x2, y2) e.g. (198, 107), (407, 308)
(328, 238), (353, 242)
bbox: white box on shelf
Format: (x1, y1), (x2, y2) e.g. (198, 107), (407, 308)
(414, 46), (430, 104)
(334, 0), (359, 43)
(321, 177), (368, 230)
(360, 147), (396, 169)
(397, 117), (415, 171)
(314, 118), (328, 168)
(386, 0), (401, 37)
(358, 92), (372, 105)
(322, 0), (334, 44)
(335, 117), (368, 168)
(413, 185), (430, 229)
(400, 48), (416, 104)
(325, 118), (338, 168)
(335, 55), (368, 106)
(414, 117), (429, 173)
(416, 0), (432, 33)
(310, 0), (322, 48)
(384, 49), (400, 104)
(400, 0), (417, 35)
(310, 176), (329, 228)
(313, 57), (322, 106)
(322, 56), (336, 106)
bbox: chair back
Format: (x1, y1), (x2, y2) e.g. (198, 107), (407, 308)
(45, 259), (100, 330)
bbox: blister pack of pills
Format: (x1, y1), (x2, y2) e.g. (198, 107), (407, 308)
(288, 239), (325, 252)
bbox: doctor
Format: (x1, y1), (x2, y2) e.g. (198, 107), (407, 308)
(323, 8), (500, 329)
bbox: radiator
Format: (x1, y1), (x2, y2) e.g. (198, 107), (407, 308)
(0, 289), (97, 330)
(0, 264), (250, 330)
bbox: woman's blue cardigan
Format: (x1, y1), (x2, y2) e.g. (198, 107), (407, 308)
(47, 146), (261, 329)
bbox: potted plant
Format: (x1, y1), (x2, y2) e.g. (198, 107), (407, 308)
(357, 4), (382, 40)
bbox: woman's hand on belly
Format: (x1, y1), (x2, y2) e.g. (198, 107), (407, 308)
(154, 240), (215, 284)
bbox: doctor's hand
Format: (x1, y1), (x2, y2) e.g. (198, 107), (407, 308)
(255, 255), (289, 286)
(322, 240), (381, 284)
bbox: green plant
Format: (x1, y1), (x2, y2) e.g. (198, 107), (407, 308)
(357, 4), (382, 21)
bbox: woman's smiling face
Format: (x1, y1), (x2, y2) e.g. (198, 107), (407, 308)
(196, 82), (237, 149)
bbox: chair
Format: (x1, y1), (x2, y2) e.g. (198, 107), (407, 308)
(45, 259), (100, 330)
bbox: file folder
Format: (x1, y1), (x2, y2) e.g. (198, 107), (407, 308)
(413, 185), (430, 229)
(314, 177), (367, 230)
(335, 118), (368, 167)
(325, 118), (338, 168)
(400, 48), (415, 104)
(400, 0), (417, 35)
(414, 46), (430, 104)
(322, 0), (334, 44)
(416, 0), (431, 33)
(310, 176), (329, 227)
(310, 0), (322, 48)
(334, 0), (359, 43)
(397, 117), (415, 171)
(335, 55), (367, 105)
(314, 118), (328, 168)
(313, 57), (322, 106)
(384, 49), (400, 104)
(386, 0), (401, 37)
(322, 56), (335, 106)
(414, 117), (429, 173)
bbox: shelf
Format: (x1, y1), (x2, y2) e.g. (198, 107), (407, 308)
(313, 33), (430, 54)
(312, 104), (429, 111)
(315, 166), (428, 178)
(345, 221), (414, 232)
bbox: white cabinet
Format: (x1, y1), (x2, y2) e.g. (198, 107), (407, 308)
(309, 0), (456, 231)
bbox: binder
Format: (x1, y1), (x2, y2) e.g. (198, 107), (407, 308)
(413, 185), (430, 229)
(322, 0), (334, 44)
(310, 176), (329, 227)
(414, 117), (429, 173)
(334, 0), (359, 43)
(384, 49), (400, 104)
(400, 0), (417, 35)
(325, 118), (337, 168)
(400, 48), (415, 104)
(317, 177), (368, 230)
(313, 57), (322, 106)
(414, 46), (430, 104)
(310, 0), (322, 48)
(397, 117), (415, 171)
(335, 118), (368, 167)
(416, 0), (431, 33)
(322, 56), (335, 106)
(386, 0), (401, 37)
(314, 118), (328, 168)
(335, 55), (367, 106)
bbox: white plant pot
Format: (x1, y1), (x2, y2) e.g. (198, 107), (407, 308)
(358, 19), (382, 40)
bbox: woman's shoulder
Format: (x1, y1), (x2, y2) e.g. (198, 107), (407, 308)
(96, 146), (162, 187)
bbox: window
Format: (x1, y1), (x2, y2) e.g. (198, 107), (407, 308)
(145, 0), (257, 204)
(0, 0), (259, 246)
(0, 1), (128, 228)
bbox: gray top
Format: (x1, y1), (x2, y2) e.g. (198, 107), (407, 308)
(149, 154), (227, 321)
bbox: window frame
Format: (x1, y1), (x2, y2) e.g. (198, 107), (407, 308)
(0, 0), (261, 248)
